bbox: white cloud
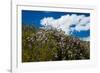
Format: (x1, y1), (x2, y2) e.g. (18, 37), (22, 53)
(79, 17), (90, 25)
(80, 37), (90, 41)
(74, 17), (90, 31)
(75, 23), (90, 31)
(40, 14), (90, 41)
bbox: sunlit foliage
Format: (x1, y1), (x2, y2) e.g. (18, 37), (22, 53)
(22, 24), (90, 62)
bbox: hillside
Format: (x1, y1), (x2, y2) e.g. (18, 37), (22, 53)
(22, 25), (90, 62)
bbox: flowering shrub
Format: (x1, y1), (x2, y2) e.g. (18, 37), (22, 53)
(22, 24), (90, 62)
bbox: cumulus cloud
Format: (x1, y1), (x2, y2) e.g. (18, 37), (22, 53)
(74, 23), (90, 31)
(40, 14), (90, 41)
(74, 17), (90, 31)
(80, 37), (90, 41)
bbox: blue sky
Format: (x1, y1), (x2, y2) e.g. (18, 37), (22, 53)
(22, 10), (90, 41)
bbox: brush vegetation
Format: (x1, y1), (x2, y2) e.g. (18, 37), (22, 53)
(22, 24), (90, 62)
